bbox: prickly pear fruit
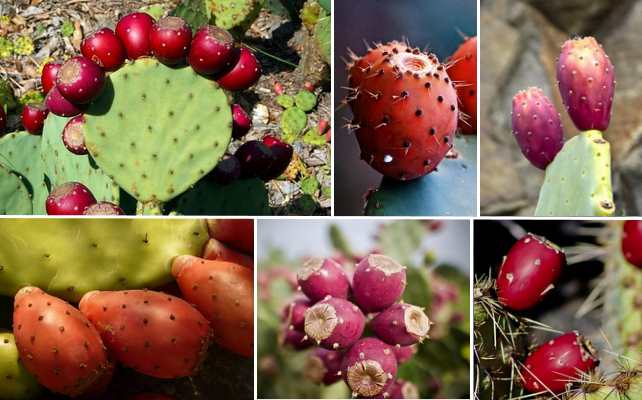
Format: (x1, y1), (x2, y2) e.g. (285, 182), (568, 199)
(83, 201), (125, 215)
(392, 344), (417, 364)
(297, 258), (350, 302)
(232, 103), (252, 139)
(304, 348), (343, 385)
(46, 181), (97, 215)
(56, 56), (105, 104)
(262, 135), (293, 181)
(281, 325), (313, 350)
(283, 298), (311, 331)
(304, 297), (365, 350)
(341, 337), (397, 397)
(150, 17), (192, 65)
(371, 303), (431, 346)
(207, 219), (253, 254)
(557, 37), (615, 131)
(202, 238), (253, 269)
(41, 62), (61, 94)
(622, 221), (642, 268)
(352, 254), (406, 312)
(521, 331), (598, 393)
(235, 140), (273, 179)
(45, 86), (82, 117)
(21, 104), (48, 134)
(216, 47), (261, 91)
(62, 114), (88, 155)
(116, 12), (155, 60)
(209, 155), (241, 185)
(496, 233), (566, 311)
(188, 26), (236, 75)
(380, 379), (419, 399)
(79, 289), (211, 379)
(511, 87), (564, 170)
(0, 332), (41, 399)
(81, 28), (126, 71)
(13, 287), (112, 397)
(448, 36), (477, 135)
(347, 41), (458, 180)
(171, 256), (253, 358)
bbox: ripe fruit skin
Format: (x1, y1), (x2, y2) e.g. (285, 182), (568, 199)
(172, 256), (253, 358)
(521, 331), (598, 393)
(622, 221), (642, 268)
(340, 337), (397, 398)
(207, 219), (253, 254)
(232, 103), (252, 139)
(45, 85), (82, 117)
(378, 379), (419, 399)
(297, 258), (350, 302)
(79, 289), (211, 379)
(352, 254), (407, 312)
(496, 233), (566, 311)
(202, 238), (253, 269)
(188, 26), (236, 75)
(262, 135), (293, 181)
(512, 87), (564, 170)
(303, 297), (365, 350)
(281, 326), (313, 350)
(21, 103), (49, 134)
(283, 298), (311, 331)
(81, 28), (126, 71)
(41, 62), (62, 94)
(371, 303), (432, 346)
(305, 348), (343, 385)
(115, 12), (155, 60)
(83, 201), (125, 215)
(216, 47), (262, 91)
(62, 114), (88, 155)
(347, 41), (458, 180)
(56, 56), (105, 104)
(235, 140), (273, 179)
(448, 36), (477, 135)
(392, 345), (417, 364)
(46, 181), (97, 215)
(557, 37), (615, 131)
(13, 287), (112, 397)
(150, 17), (192, 65)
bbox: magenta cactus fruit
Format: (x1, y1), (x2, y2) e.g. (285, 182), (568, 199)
(45, 85), (82, 117)
(150, 17), (192, 65)
(304, 297), (365, 350)
(12, 287), (112, 397)
(235, 140), (273, 179)
(296, 257), (350, 302)
(41, 62), (62, 94)
(81, 28), (126, 71)
(216, 47), (262, 91)
(496, 233), (566, 311)
(21, 103), (49, 134)
(511, 87), (565, 170)
(232, 103), (252, 139)
(557, 36), (615, 131)
(283, 298), (311, 331)
(83, 201), (125, 215)
(209, 155), (241, 185)
(115, 12), (155, 60)
(378, 379), (419, 399)
(352, 254), (407, 313)
(62, 114), (88, 155)
(340, 337), (398, 398)
(392, 344), (417, 364)
(304, 348), (343, 385)
(521, 331), (598, 393)
(371, 303), (432, 346)
(188, 26), (236, 75)
(262, 135), (293, 181)
(56, 56), (105, 104)
(46, 181), (97, 215)
(622, 220), (642, 268)
(281, 326), (313, 350)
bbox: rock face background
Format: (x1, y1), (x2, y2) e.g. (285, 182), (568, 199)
(481, 0), (642, 215)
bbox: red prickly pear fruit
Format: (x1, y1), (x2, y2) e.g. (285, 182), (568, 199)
(56, 56), (105, 104)
(12, 287), (112, 397)
(304, 82), (315, 92)
(115, 12), (155, 60)
(83, 201), (125, 215)
(202, 238), (253, 269)
(511, 87), (564, 170)
(340, 337), (398, 398)
(377, 379), (419, 399)
(209, 155), (241, 185)
(216, 47), (262, 91)
(281, 325), (313, 350)
(21, 104), (49, 134)
(352, 254), (407, 312)
(303, 297), (365, 350)
(78, 289), (211, 379)
(282, 298), (311, 331)
(81, 28), (126, 71)
(371, 303), (432, 346)
(45, 85), (82, 117)
(347, 41), (458, 180)
(392, 344), (417, 364)
(0, 106), (5, 134)
(150, 17), (192, 65)
(296, 257), (350, 302)
(304, 348), (343, 385)
(46, 181), (97, 215)
(622, 221), (642, 268)
(318, 119), (329, 134)
(262, 135), (293, 181)
(496, 233), (566, 311)
(188, 26), (236, 75)
(232, 103), (252, 139)
(521, 331), (598, 393)
(171, 256), (254, 358)
(41, 62), (62, 94)
(235, 140), (273, 179)
(557, 37), (615, 131)
(206, 219), (253, 254)
(273, 82), (284, 95)
(447, 36), (477, 135)
(62, 114), (88, 155)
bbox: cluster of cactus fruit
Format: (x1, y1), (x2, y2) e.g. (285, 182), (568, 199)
(0, 218), (254, 399)
(511, 36), (616, 217)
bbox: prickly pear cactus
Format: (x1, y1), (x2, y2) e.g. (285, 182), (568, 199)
(209, 0), (262, 31)
(0, 219), (209, 301)
(295, 90), (317, 112)
(173, 0), (211, 29)
(313, 15), (330, 63)
(535, 130), (614, 217)
(0, 164), (32, 215)
(0, 332), (42, 399)
(170, 178), (270, 215)
(280, 107), (307, 137)
(83, 59), (232, 211)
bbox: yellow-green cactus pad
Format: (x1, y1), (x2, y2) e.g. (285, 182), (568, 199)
(0, 164), (32, 215)
(0, 332), (41, 399)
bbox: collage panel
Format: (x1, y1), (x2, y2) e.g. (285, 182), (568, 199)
(257, 219), (471, 399)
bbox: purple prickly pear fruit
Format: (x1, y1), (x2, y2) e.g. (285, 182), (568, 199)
(304, 348), (343, 385)
(392, 344), (417, 364)
(83, 201), (125, 215)
(232, 104), (252, 139)
(21, 103), (49, 134)
(115, 12), (155, 60)
(216, 47), (262, 92)
(209, 155), (241, 185)
(41, 62), (62, 94)
(303, 297), (365, 350)
(81, 28), (126, 71)
(371, 303), (432, 346)
(62, 114), (88, 155)
(45, 85), (82, 117)
(557, 37), (615, 131)
(282, 298), (311, 331)
(341, 337), (398, 398)
(511, 87), (564, 170)
(189, 26), (237, 76)
(235, 140), (273, 179)
(353, 254), (407, 313)
(262, 135), (293, 181)
(281, 326), (313, 350)
(46, 181), (97, 215)
(56, 56), (105, 104)
(149, 17), (192, 66)
(296, 257), (350, 302)
(377, 379), (419, 399)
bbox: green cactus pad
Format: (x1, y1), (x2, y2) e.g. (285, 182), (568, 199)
(276, 94), (295, 109)
(83, 59), (232, 208)
(0, 219), (209, 301)
(314, 15), (330, 64)
(295, 90), (317, 112)
(0, 164), (32, 215)
(173, 0), (211, 29)
(535, 130), (614, 217)
(41, 114), (119, 205)
(171, 178), (270, 215)
(209, 0), (262, 31)
(280, 107), (307, 136)
(0, 332), (42, 399)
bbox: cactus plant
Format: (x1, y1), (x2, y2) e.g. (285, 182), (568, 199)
(0, 164), (32, 214)
(209, 0), (262, 32)
(294, 90), (317, 112)
(280, 107), (307, 137)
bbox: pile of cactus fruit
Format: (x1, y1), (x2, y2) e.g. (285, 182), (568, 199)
(0, 218), (254, 399)
(511, 36), (616, 217)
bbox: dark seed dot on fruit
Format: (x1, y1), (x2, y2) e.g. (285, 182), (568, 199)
(437, 96), (444, 102)
(382, 115), (390, 123)
(469, 89), (475, 96)
(444, 137), (449, 143)
(415, 109), (422, 117)
(437, 65), (443, 71)
(429, 128), (436, 135)
(425, 82), (431, 88)
(401, 90), (408, 97)
(433, 73), (439, 79)
(450, 105), (456, 111)
(403, 140), (411, 148)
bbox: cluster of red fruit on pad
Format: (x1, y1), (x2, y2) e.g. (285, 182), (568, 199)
(281, 254), (431, 398)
